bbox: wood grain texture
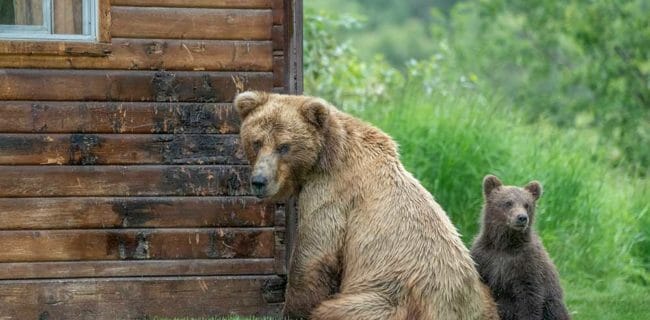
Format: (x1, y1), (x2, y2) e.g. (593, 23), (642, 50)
(111, 0), (272, 8)
(273, 0), (284, 25)
(272, 25), (284, 51)
(0, 165), (252, 197)
(0, 69), (272, 101)
(0, 40), (273, 71)
(0, 276), (283, 318)
(0, 259), (275, 279)
(0, 102), (241, 134)
(99, 0), (111, 42)
(0, 41), (112, 56)
(0, 228), (274, 261)
(111, 7), (272, 40)
(273, 55), (285, 87)
(0, 134), (246, 165)
(0, 197), (273, 229)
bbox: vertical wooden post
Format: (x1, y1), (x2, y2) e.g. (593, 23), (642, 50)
(283, 0), (303, 275)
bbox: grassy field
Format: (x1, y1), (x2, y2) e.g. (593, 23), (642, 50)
(348, 88), (650, 320)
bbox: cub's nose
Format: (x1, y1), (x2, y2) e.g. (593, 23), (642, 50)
(251, 175), (268, 194)
(516, 214), (528, 225)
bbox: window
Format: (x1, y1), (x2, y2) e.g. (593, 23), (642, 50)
(0, 0), (97, 41)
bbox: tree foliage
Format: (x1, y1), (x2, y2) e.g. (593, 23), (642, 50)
(305, 0), (650, 174)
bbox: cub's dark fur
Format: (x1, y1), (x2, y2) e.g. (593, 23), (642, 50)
(471, 175), (570, 320)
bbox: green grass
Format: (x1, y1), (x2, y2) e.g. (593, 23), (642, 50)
(348, 87), (650, 319)
(565, 283), (650, 319)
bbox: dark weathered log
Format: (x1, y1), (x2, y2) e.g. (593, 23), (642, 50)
(0, 134), (246, 165)
(0, 276), (283, 318)
(0, 259), (275, 279)
(0, 228), (274, 261)
(0, 102), (241, 134)
(0, 197), (273, 229)
(0, 69), (272, 102)
(0, 165), (252, 197)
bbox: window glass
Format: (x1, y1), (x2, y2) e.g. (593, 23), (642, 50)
(0, 0), (96, 41)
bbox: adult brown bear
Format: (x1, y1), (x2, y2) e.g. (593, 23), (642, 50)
(235, 91), (498, 320)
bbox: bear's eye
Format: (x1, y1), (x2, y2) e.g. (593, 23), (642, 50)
(252, 140), (262, 153)
(277, 143), (291, 155)
(504, 201), (513, 208)
(524, 203), (530, 210)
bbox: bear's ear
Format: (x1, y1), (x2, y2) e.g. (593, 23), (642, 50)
(524, 181), (543, 201)
(483, 175), (502, 198)
(300, 98), (330, 129)
(234, 91), (268, 120)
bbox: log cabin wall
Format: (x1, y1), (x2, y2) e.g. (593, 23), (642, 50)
(0, 0), (302, 318)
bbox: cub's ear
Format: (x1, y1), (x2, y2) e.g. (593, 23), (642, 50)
(234, 91), (268, 120)
(300, 98), (330, 129)
(483, 175), (503, 198)
(525, 181), (543, 201)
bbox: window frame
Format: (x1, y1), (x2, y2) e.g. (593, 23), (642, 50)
(0, 0), (98, 42)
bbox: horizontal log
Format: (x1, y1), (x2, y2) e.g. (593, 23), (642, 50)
(0, 39), (273, 71)
(0, 197), (273, 229)
(0, 134), (247, 165)
(0, 276), (283, 318)
(0, 228), (274, 262)
(111, 7), (272, 40)
(111, 0), (272, 8)
(0, 259), (275, 279)
(0, 41), (112, 56)
(0, 69), (273, 102)
(0, 165), (253, 197)
(0, 102), (241, 134)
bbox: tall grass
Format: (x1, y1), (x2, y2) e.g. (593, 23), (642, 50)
(348, 87), (650, 287)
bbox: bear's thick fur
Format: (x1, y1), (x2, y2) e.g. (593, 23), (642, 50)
(471, 175), (570, 320)
(235, 91), (498, 320)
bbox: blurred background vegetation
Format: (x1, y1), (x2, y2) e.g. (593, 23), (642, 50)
(303, 0), (649, 319)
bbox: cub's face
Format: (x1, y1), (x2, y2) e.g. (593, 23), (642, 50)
(234, 91), (329, 201)
(482, 175), (542, 231)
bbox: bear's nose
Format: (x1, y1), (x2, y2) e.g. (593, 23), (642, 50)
(251, 175), (268, 190)
(516, 214), (528, 224)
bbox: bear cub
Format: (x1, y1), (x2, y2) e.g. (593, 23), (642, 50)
(471, 175), (570, 320)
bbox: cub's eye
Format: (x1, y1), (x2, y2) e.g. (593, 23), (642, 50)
(277, 143), (290, 155)
(524, 203), (530, 210)
(504, 201), (513, 208)
(252, 140), (262, 152)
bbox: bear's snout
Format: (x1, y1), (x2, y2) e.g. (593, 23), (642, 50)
(251, 174), (268, 197)
(516, 214), (528, 225)
(511, 212), (529, 230)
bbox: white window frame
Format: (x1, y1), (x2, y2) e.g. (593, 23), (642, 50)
(0, 0), (97, 42)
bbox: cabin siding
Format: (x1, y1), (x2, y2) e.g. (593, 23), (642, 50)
(0, 0), (301, 317)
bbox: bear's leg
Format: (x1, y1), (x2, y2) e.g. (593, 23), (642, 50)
(283, 206), (346, 318)
(310, 292), (403, 320)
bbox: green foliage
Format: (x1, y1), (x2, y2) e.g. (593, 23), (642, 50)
(303, 10), (404, 110)
(302, 3), (650, 317)
(307, 0), (650, 175)
(448, 0), (650, 173)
